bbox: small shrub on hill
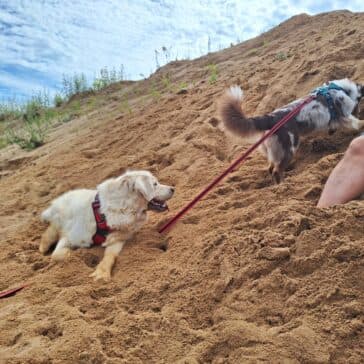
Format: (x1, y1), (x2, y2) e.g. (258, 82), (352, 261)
(5, 117), (50, 150)
(54, 93), (63, 107)
(275, 51), (288, 61)
(208, 64), (218, 84)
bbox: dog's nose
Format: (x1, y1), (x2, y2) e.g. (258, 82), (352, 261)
(170, 187), (175, 194)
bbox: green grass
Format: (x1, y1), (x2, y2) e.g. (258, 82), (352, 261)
(208, 64), (218, 84)
(58, 113), (74, 123)
(62, 66), (125, 100)
(121, 99), (132, 115)
(150, 82), (161, 100)
(161, 74), (172, 90)
(0, 101), (23, 121)
(275, 51), (288, 61)
(87, 97), (96, 106)
(70, 100), (81, 114)
(0, 92), (61, 150)
(179, 81), (188, 89)
(54, 93), (63, 107)
(176, 81), (188, 92)
(4, 116), (50, 150)
(0, 136), (8, 149)
(0, 66), (128, 151)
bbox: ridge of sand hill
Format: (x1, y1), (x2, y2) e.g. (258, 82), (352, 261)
(0, 10), (364, 363)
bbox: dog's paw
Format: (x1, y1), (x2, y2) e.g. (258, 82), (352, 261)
(348, 117), (364, 130)
(51, 248), (70, 261)
(90, 267), (111, 281)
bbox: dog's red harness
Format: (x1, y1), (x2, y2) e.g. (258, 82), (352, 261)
(92, 194), (111, 245)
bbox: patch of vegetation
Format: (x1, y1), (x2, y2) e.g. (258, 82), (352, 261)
(161, 74), (172, 90)
(0, 137), (8, 149)
(23, 100), (43, 121)
(61, 66), (125, 101)
(275, 51), (288, 61)
(120, 98), (132, 115)
(5, 125), (44, 150)
(58, 113), (74, 123)
(0, 65), (128, 151)
(150, 81), (161, 101)
(92, 66), (124, 91)
(70, 100), (81, 115)
(0, 97), (23, 121)
(53, 93), (63, 107)
(4, 114), (51, 150)
(208, 64), (218, 84)
(62, 73), (88, 99)
(178, 81), (188, 91)
(87, 97), (96, 105)
(151, 88), (161, 100)
(0, 91), (58, 150)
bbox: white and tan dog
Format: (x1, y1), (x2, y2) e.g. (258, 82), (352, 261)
(40, 170), (174, 280)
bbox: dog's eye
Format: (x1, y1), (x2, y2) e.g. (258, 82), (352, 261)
(153, 182), (157, 187)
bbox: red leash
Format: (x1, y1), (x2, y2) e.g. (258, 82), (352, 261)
(159, 95), (315, 233)
(0, 283), (29, 299)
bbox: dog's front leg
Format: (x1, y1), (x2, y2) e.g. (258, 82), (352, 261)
(51, 237), (71, 261)
(40, 224), (59, 254)
(90, 232), (127, 281)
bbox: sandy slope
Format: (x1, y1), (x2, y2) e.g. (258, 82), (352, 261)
(0, 10), (363, 363)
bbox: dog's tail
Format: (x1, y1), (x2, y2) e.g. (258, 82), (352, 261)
(218, 86), (274, 137)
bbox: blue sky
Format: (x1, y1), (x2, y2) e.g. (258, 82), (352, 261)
(0, 0), (363, 102)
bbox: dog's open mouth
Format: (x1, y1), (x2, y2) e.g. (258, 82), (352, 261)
(148, 198), (168, 212)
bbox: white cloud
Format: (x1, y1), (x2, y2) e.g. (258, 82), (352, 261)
(0, 0), (363, 99)
(0, 72), (55, 100)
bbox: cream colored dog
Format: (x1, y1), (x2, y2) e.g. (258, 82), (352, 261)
(39, 170), (174, 280)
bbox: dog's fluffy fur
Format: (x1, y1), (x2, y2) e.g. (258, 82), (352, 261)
(40, 170), (174, 280)
(219, 78), (364, 183)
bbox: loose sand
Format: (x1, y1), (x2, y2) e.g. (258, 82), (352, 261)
(0, 10), (363, 363)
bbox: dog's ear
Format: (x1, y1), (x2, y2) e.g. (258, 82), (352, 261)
(97, 175), (131, 196)
(118, 175), (133, 191)
(134, 175), (154, 201)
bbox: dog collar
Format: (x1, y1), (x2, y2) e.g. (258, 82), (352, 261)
(327, 82), (351, 97)
(312, 83), (350, 120)
(91, 194), (111, 245)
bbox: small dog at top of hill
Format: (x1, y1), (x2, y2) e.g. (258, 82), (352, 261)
(40, 170), (174, 281)
(218, 78), (364, 183)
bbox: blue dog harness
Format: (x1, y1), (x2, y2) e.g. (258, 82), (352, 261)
(311, 82), (350, 120)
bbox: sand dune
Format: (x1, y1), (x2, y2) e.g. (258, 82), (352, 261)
(0, 10), (363, 363)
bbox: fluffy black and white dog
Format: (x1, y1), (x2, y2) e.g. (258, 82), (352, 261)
(218, 78), (364, 183)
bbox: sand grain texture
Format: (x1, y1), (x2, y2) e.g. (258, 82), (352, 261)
(0, 11), (364, 364)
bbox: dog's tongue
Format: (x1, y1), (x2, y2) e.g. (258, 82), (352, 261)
(148, 198), (168, 212)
